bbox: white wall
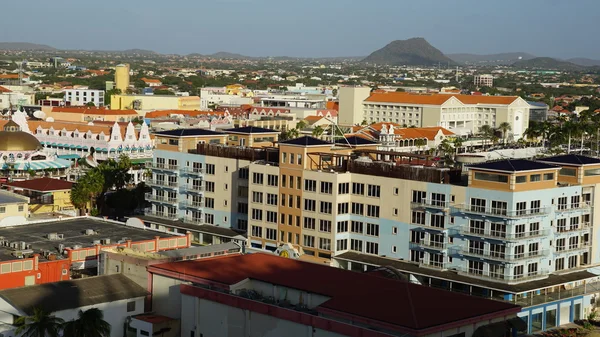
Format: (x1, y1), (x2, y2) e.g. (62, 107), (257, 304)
(151, 274), (187, 319)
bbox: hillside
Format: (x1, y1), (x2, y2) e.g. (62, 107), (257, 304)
(0, 42), (56, 51)
(567, 58), (600, 67)
(448, 52), (536, 65)
(512, 57), (585, 71)
(362, 38), (456, 66)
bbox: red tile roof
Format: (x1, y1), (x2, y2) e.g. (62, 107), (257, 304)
(366, 92), (519, 105)
(150, 253), (519, 331)
(4, 177), (73, 192)
(145, 110), (225, 118)
(51, 107), (138, 116)
(141, 77), (161, 84)
(0, 74), (28, 80)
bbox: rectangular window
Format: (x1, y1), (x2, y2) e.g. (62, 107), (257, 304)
(337, 202), (349, 214)
(320, 181), (333, 194)
(366, 223), (379, 237)
(303, 235), (315, 248)
(303, 217), (316, 230)
(337, 221), (348, 233)
(205, 181), (215, 192)
(304, 179), (317, 192)
(412, 190), (426, 203)
(252, 173), (264, 184)
(474, 172), (508, 183)
(530, 174), (541, 182)
(336, 239), (348, 251)
(367, 184), (380, 198)
(266, 193), (278, 206)
(351, 202), (364, 215)
(127, 301), (136, 312)
(366, 242), (379, 255)
(338, 182), (349, 194)
(319, 220), (332, 233)
(319, 238), (331, 251)
(350, 239), (363, 252)
(544, 173), (554, 180)
(352, 183), (364, 195)
(204, 198), (215, 209)
(206, 164), (215, 175)
(266, 211), (278, 223)
(267, 174), (278, 186)
(251, 209), (263, 220)
(252, 191), (263, 203)
(411, 211), (425, 225)
(304, 199), (316, 211)
(560, 168), (577, 176)
(238, 168), (249, 179)
(515, 176), (527, 183)
(320, 201), (332, 214)
(266, 228), (277, 240)
(430, 214), (445, 228)
(351, 221), (363, 234)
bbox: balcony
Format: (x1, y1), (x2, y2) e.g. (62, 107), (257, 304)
(184, 215), (204, 225)
(459, 226), (550, 241)
(555, 222), (592, 235)
(144, 209), (178, 221)
(180, 200), (204, 209)
(146, 179), (178, 189)
(555, 202), (591, 213)
(411, 199), (450, 211)
(150, 163), (179, 172)
(418, 261), (448, 271)
(145, 193), (178, 205)
(455, 247), (549, 262)
(457, 267), (548, 283)
(453, 204), (550, 219)
(410, 241), (447, 250)
(181, 185), (204, 194)
(180, 167), (204, 176)
(555, 242), (591, 254)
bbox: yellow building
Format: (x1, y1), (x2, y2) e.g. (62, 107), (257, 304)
(115, 64), (130, 93)
(48, 106), (139, 122)
(0, 190), (29, 222)
(110, 94), (201, 112)
(225, 126), (279, 148)
(3, 177), (75, 214)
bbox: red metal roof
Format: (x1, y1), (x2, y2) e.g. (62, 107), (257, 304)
(150, 253), (519, 331)
(4, 177), (74, 192)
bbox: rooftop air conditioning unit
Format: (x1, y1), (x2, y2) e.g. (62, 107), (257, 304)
(72, 245), (82, 250)
(101, 238), (111, 245)
(47, 233), (58, 240)
(85, 229), (95, 235)
(92, 240), (101, 245)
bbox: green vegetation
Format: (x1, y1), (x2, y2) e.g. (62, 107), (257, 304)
(16, 308), (111, 337)
(15, 307), (64, 337)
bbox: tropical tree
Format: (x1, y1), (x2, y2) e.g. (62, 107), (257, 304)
(479, 124), (493, 149)
(15, 307), (64, 337)
(414, 139), (428, 153)
(62, 308), (111, 337)
(498, 122), (512, 144)
(287, 128), (300, 139)
(295, 120), (307, 130)
(452, 137), (464, 154)
(312, 125), (325, 138)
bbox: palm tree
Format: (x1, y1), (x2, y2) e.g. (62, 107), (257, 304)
(287, 128), (300, 139)
(62, 308), (111, 337)
(498, 122), (512, 144)
(479, 125), (493, 149)
(295, 120), (307, 130)
(452, 137), (464, 154)
(15, 307), (64, 337)
(312, 125), (324, 138)
(414, 139), (427, 153)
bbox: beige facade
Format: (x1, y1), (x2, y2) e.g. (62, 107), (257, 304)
(338, 86), (371, 126)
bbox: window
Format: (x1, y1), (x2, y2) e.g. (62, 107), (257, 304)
(238, 168), (249, 179)
(350, 239), (363, 252)
(140, 331), (150, 336)
(18, 205), (24, 212)
(319, 220), (332, 233)
(319, 238), (331, 251)
(474, 172), (508, 183)
(304, 179), (317, 192)
(127, 301), (136, 312)
(491, 200), (507, 215)
(411, 211), (425, 225)
(560, 168), (576, 176)
(544, 173), (554, 181)
(367, 184), (380, 197)
(289, 176), (294, 189)
(470, 198), (486, 213)
(320, 181), (333, 194)
(516, 201), (527, 216)
(297, 177), (301, 190)
(338, 182), (349, 194)
(514, 265), (524, 279)
(516, 176), (527, 183)
(352, 183), (364, 195)
(351, 202), (364, 215)
(430, 214), (445, 228)
(252, 191), (263, 203)
(205, 213), (214, 224)
(303, 235), (315, 248)
(336, 239), (348, 251)
(237, 219), (248, 231)
(304, 199), (316, 211)
(320, 201), (332, 214)
(266, 193), (278, 205)
(337, 221), (348, 232)
(412, 190), (426, 203)
(252, 173), (264, 184)
(337, 202), (349, 214)
(351, 221), (363, 233)
(366, 242), (379, 255)
(251, 225), (263, 237)
(530, 174), (541, 182)
(251, 209), (263, 220)
(303, 217), (316, 230)
(205, 181), (215, 193)
(265, 228), (277, 240)
(555, 257), (565, 271)
(557, 196), (567, 210)
(431, 193), (446, 207)
(531, 200), (541, 213)
(267, 174), (278, 186)
(366, 223), (379, 236)
(204, 198), (215, 209)
(266, 211), (277, 223)
(281, 175), (286, 187)
(392, 226), (398, 235)
(206, 164), (215, 175)
(393, 187), (399, 195)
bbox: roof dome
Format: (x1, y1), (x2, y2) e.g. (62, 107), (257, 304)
(0, 120), (41, 151)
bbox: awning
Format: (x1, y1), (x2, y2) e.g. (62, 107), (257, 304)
(57, 154), (81, 160)
(75, 145), (83, 149)
(130, 158), (150, 165)
(1, 159), (72, 171)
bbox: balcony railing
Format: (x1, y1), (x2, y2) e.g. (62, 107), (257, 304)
(180, 167), (204, 176)
(145, 193), (177, 204)
(555, 222), (592, 234)
(184, 215), (204, 225)
(556, 202), (591, 213)
(418, 261), (448, 270)
(459, 226), (550, 241)
(555, 242), (591, 253)
(453, 204), (550, 219)
(455, 247), (549, 262)
(180, 200), (204, 209)
(411, 199), (450, 210)
(150, 163), (179, 171)
(146, 179), (178, 188)
(457, 266), (549, 283)
(410, 241), (447, 250)
(181, 185), (204, 194)
(144, 209), (178, 221)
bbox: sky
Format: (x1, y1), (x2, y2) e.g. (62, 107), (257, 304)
(1, 0), (599, 59)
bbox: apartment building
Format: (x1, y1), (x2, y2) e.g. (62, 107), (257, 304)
(347, 91), (531, 139)
(474, 74), (494, 87)
(63, 89), (104, 106)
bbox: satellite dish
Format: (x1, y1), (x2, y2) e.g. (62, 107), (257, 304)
(33, 110), (45, 119)
(45, 117), (54, 122)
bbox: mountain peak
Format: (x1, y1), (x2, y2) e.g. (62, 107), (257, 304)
(363, 38), (456, 66)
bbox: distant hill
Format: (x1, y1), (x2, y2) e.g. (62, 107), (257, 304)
(120, 49), (157, 55)
(567, 58), (600, 67)
(0, 42), (56, 51)
(512, 57), (585, 71)
(188, 52), (253, 59)
(362, 38), (456, 66)
(448, 52), (536, 65)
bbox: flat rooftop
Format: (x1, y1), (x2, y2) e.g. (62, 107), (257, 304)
(0, 218), (176, 261)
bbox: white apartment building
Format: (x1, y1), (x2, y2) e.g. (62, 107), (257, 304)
(63, 89), (105, 106)
(474, 74), (494, 87)
(357, 92), (531, 139)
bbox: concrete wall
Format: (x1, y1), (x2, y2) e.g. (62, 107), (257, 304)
(338, 86), (371, 126)
(151, 274), (187, 319)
